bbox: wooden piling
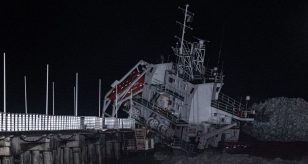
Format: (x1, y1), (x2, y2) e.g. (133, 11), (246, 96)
(63, 147), (70, 164)
(43, 151), (52, 164)
(72, 148), (80, 164)
(31, 150), (40, 164)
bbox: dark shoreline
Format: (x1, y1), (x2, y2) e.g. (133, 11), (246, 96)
(223, 132), (308, 160)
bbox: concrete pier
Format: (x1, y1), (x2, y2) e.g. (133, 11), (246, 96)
(0, 129), (149, 164)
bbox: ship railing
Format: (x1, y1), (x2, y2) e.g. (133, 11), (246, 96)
(217, 93), (246, 109)
(204, 69), (224, 83)
(211, 93), (254, 119)
(152, 84), (185, 101)
(82, 116), (102, 129)
(211, 101), (254, 118)
(133, 97), (186, 124)
(83, 116), (135, 130)
(103, 117), (136, 129)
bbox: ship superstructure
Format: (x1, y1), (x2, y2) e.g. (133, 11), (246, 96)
(103, 5), (254, 152)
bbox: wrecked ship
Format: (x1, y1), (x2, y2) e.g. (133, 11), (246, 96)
(102, 4), (255, 152)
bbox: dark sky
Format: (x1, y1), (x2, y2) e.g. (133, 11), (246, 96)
(0, 0), (308, 115)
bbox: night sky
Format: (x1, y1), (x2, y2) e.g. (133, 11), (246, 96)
(0, 0), (308, 115)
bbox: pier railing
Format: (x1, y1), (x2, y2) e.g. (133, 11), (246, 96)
(83, 117), (135, 129)
(0, 113), (81, 132)
(0, 112), (135, 132)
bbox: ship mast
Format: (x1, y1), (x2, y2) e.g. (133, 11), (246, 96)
(175, 4), (194, 81)
(179, 4), (190, 55)
(174, 5), (206, 82)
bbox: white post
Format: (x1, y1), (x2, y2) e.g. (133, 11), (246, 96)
(3, 52), (6, 113)
(24, 76), (28, 114)
(179, 4), (189, 55)
(74, 86), (76, 115)
(115, 84), (117, 118)
(75, 73), (78, 116)
(45, 64), (49, 115)
(52, 81), (55, 115)
(98, 79), (101, 117)
(129, 89), (132, 119)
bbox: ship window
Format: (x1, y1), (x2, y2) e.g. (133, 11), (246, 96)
(213, 113), (217, 116)
(221, 118), (225, 122)
(169, 77), (175, 83)
(190, 88), (194, 94)
(149, 67), (153, 73)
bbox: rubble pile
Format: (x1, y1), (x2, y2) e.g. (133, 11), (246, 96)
(243, 97), (308, 141)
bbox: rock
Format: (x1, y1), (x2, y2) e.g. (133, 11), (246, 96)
(243, 97), (308, 141)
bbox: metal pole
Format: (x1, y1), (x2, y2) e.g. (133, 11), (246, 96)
(24, 75), (28, 114)
(52, 81), (55, 115)
(179, 4), (189, 55)
(98, 79), (101, 117)
(46, 64), (49, 115)
(3, 52), (6, 113)
(129, 89), (132, 119)
(115, 84), (117, 118)
(75, 72), (78, 116)
(74, 86), (76, 115)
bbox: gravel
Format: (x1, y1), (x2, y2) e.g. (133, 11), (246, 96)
(243, 97), (308, 142)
